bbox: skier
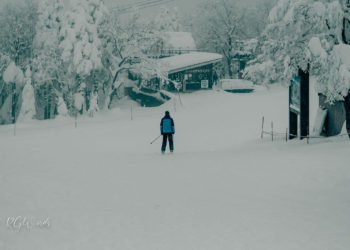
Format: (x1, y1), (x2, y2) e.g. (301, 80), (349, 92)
(160, 111), (175, 153)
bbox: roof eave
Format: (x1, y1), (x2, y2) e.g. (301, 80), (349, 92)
(167, 58), (223, 74)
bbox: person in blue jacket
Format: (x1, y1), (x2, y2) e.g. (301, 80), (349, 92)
(160, 111), (175, 153)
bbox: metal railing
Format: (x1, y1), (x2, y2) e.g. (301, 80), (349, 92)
(260, 116), (350, 144)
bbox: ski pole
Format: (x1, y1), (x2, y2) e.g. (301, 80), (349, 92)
(150, 135), (162, 144)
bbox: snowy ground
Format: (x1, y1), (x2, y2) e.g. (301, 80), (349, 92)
(0, 87), (350, 250)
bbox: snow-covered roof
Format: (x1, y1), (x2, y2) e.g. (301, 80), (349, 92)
(163, 32), (197, 51)
(159, 52), (223, 74)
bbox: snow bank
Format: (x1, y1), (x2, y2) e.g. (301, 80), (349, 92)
(219, 79), (254, 91)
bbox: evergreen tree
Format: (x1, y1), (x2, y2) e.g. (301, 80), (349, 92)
(0, 0), (38, 67)
(32, 0), (65, 119)
(59, 0), (108, 114)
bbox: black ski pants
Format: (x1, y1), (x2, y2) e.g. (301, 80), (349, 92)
(161, 134), (174, 152)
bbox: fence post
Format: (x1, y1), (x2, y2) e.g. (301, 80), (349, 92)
(271, 121), (274, 142)
(131, 104), (133, 121)
(261, 116), (264, 139)
(177, 90), (183, 106)
(286, 128), (288, 142)
(13, 122), (16, 136)
(75, 113), (77, 128)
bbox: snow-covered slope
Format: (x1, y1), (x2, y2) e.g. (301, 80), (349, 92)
(0, 87), (349, 250)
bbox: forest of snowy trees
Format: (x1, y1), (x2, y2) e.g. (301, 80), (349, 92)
(1, 0), (350, 124)
(0, 0), (184, 124)
(244, 0), (350, 103)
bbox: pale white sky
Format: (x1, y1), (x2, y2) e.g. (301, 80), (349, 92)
(1, 0), (273, 20)
(104, 0), (203, 17)
(105, 0), (202, 10)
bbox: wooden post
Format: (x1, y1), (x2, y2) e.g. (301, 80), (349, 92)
(261, 116), (265, 139)
(286, 128), (288, 142)
(300, 67), (310, 140)
(177, 90), (183, 106)
(13, 107), (16, 137)
(75, 114), (77, 128)
(271, 121), (274, 142)
(131, 104), (133, 121)
(12, 83), (16, 136)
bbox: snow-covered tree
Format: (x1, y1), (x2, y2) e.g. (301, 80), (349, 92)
(59, 0), (108, 114)
(189, 0), (274, 78)
(3, 62), (24, 87)
(100, 11), (161, 108)
(18, 66), (36, 121)
(0, 53), (12, 124)
(57, 96), (69, 117)
(244, 0), (343, 88)
(88, 91), (99, 117)
(0, 53), (11, 95)
(0, 0), (38, 67)
(154, 7), (182, 32)
(32, 0), (65, 120)
(0, 61), (24, 124)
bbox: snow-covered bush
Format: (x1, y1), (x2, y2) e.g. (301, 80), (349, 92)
(0, 61), (24, 124)
(57, 96), (69, 117)
(17, 66), (36, 121)
(3, 62), (24, 86)
(88, 91), (99, 117)
(74, 92), (85, 114)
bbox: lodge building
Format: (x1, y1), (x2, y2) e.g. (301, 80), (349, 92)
(157, 52), (223, 92)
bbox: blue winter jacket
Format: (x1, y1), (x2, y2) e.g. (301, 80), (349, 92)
(160, 115), (175, 134)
